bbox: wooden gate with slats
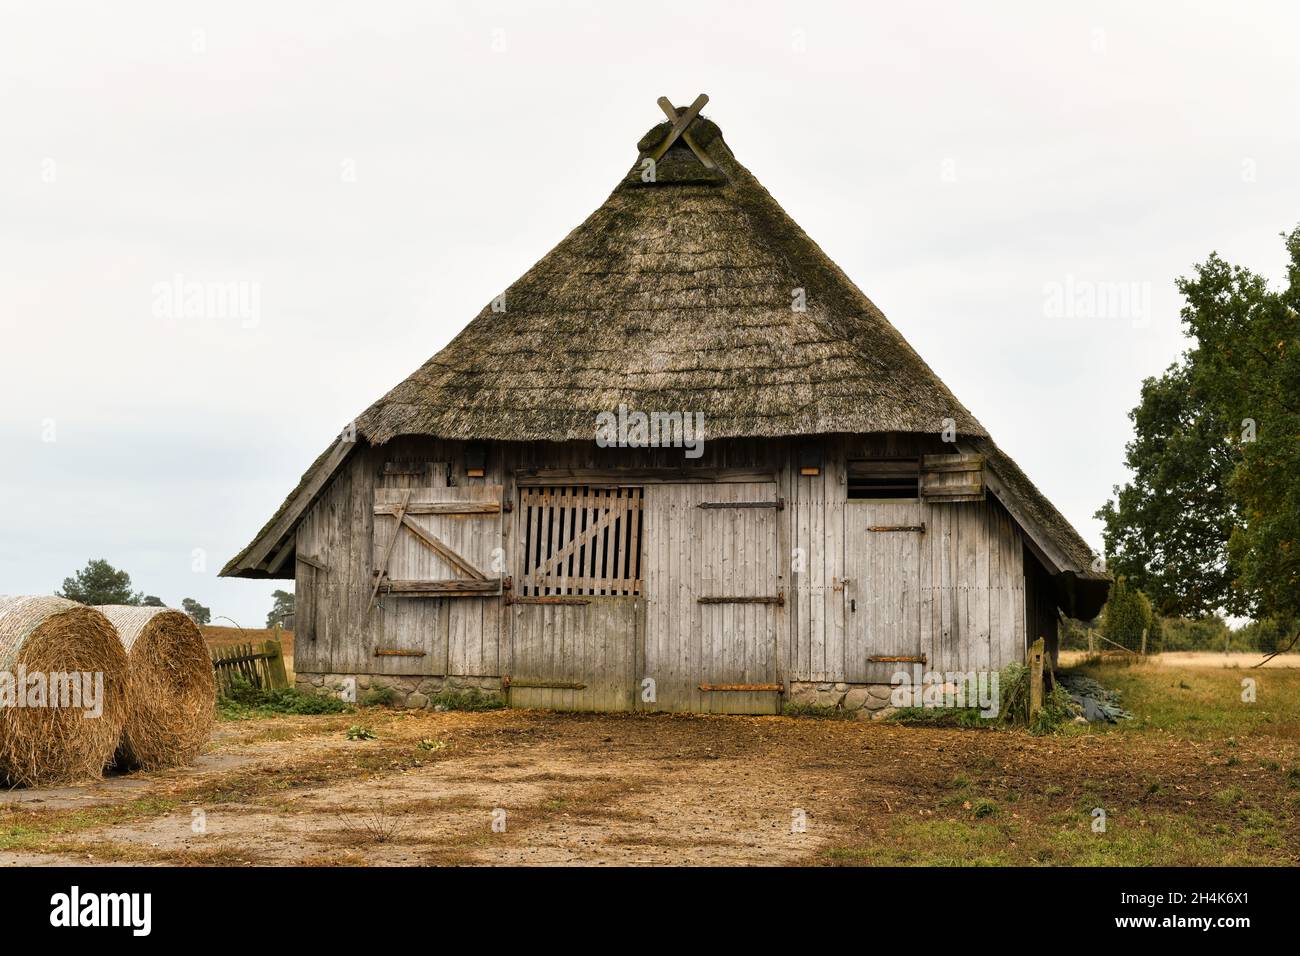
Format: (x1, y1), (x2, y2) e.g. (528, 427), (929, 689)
(507, 486), (642, 711)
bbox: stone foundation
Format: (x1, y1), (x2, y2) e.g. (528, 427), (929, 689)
(786, 681), (902, 720)
(296, 673), (503, 710)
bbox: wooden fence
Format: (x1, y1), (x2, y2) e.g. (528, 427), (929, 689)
(210, 636), (290, 695)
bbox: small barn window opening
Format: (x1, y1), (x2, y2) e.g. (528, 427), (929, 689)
(848, 459), (920, 499)
(519, 486), (644, 596)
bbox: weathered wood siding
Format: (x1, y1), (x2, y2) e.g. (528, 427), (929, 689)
(642, 481), (782, 714)
(293, 434), (1048, 696)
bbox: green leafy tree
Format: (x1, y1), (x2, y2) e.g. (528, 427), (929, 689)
(267, 589), (295, 628)
(1095, 365), (1241, 616)
(58, 559), (137, 606)
(180, 598), (211, 626)
(140, 595), (165, 607)
(1098, 226), (1300, 638)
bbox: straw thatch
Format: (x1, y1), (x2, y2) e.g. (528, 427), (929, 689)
(95, 606), (216, 770)
(0, 595), (129, 788)
(351, 111), (985, 445)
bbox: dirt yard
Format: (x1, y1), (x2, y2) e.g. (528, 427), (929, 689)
(1, 663), (1297, 866)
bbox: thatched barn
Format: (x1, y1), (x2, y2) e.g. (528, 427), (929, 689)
(223, 96), (1109, 715)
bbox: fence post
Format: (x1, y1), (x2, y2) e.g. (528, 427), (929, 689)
(1087, 628), (1094, 654)
(1140, 627), (1148, 657)
(1028, 637), (1045, 719)
(263, 638), (290, 690)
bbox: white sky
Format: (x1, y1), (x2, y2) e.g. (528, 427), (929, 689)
(2, 0), (1298, 627)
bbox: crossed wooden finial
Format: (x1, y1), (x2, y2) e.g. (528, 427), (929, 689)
(650, 93), (715, 170)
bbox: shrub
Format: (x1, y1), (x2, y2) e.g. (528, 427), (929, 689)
(429, 687), (505, 711)
(362, 685), (399, 707)
(217, 676), (352, 720)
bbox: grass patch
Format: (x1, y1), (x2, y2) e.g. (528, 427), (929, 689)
(429, 688), (505, 712)
(217, 678), (353, 720)
(781, 702), (857, 721)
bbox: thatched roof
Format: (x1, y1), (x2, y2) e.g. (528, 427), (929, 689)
(353, 111), (985, 444)
(223, 102), (1106, 608)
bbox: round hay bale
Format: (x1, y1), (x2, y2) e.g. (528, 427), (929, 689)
(95, 606), (215, 770)
(0, 595), (130, 788)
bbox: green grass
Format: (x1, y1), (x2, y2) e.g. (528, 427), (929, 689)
(1066, 661), (1300, 740)
(824, 661), (1300, 866)
(824, 807), (1291, 866)
(217, 680), (354, 720)
(428, 688), (505, 712)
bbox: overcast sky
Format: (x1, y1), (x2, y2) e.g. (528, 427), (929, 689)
(2, 0), (1298, 627)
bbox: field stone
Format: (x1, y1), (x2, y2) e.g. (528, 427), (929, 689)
(867, 683), (893, 701)
(871, 706), (897, 721)
(843, 688), (871, 710)
(407, 692), (429, 709)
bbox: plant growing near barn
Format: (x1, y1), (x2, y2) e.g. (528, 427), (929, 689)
(428, 688), (504, 711)
(346, 725), (377, 741)
(216, 677), (352, 720)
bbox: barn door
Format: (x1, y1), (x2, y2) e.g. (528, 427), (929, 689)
(371, 485), (504, 673)
(642, 483), (782, 714)
(506, 486), (642, 711)
(845, 501), (925, 683)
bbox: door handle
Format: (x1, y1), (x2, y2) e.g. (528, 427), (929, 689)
(851, 598), (856, 613)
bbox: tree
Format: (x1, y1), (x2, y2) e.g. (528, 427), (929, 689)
(1095, 365), (1241, 617)
(267, 589), (295, 628)
(59, 559), (137, 606)
(180, 598), (211, 625)
(1097, 226), (1300, 633)
(140, 595), (165, 607)
(1101, 576), (1154, 651)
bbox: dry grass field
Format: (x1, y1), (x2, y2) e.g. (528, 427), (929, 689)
(0, 660), (1295, 866)
(1060, 649), (1299, 669)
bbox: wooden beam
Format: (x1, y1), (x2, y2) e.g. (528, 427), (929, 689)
(380, 578), (502, 596)
(698, 593), (784, 606)
(698, 498), (783, 510)
(295, 553), (328, 572)
(515, 468), (776, 486)
(242, 437), (355, 570)
(698, 683), (782, 692)
(506, 595), (591, 606)
(650, 93), (709, 162)
(398, 515), (487, 580)
(368, 487), (412, 611)
(374, 501), (501, 516)
(655, 95), (715, 169)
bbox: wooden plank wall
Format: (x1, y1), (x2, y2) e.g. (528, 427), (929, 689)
(642, 481), (782, 714)
(791, 435), (1030, 682)
(293, 433), (1045, 685)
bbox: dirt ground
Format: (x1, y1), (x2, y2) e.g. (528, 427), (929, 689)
(2, 670), (1298, 866)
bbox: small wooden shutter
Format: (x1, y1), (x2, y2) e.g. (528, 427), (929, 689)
(372, 485), (504, 597)
(920, 453), (985, 503)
